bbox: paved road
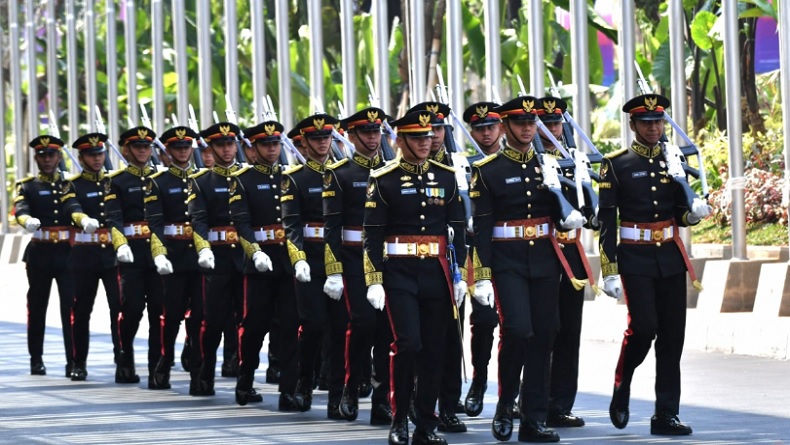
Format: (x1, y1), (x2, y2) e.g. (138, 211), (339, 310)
(1, 265), (789, 443)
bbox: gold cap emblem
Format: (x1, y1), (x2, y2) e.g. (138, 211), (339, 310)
(419, 113), (432, 127)
(264, 124), (276, 136)
(40, 137), (50, 147)
(522, 99), (535, 113)
(645, 96), (657, 111)
(219, 125), (231, 136)
(89, 136), (100, 147)
(313, 118), (325, 130)
(367, 110), (379, 122)
(426, 104), (439, 113)
(476, 105), (488, 118)
(137, 128), (149, 139)
(175, 128), (187, 139)
(543, 100), (556, 114)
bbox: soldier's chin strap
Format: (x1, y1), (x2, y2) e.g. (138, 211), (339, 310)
(304, 137), (330, 163)
(505, 120), (532, 148)
(352, 129), (381, 154)
(401, 137), (421, 162)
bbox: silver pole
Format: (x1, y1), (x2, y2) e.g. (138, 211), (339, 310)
(125, 0), (138, 126)
(276, 0), (292, 128)
(446, 0), (464, 147)
(723, 0), (746, 260)
(529, 0), (544, 95)
(10, 0), (26, 179)
(67, 0), (79, 141)
(372, 0), (391, 115)
(410, 0), (426, 104)
(780, 0), (790, 246)
(668, 0), (692, 252)
(0, 22), (8, 232)
(46, 0), (58, 128)
(224, 0), (239, 123)
(484, 0), (501, 101)
(618, 0), (636, 150)
(340, 0), (357, 112)
(152, 0), (165, 130)
(251, 0), (265, 123)
(25, 0), (39, 140)
(86, 0), (97, 131)
(307, 0), (324, 112)
(106, 0), (120, 165)
(174, 0), (189, 122)
(198, 0), (212, 126)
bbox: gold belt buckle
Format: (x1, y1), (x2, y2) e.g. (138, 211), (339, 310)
(99, 232), (109, 243)
(653, 229), (663, 241)
(524, 225), (536, 239)
(556, 230), (567, 240)
(50, 231), (59, 242)
(418, 243), (430, 256)
(141, 225), (150, 235)
(275, 229), (285, 239)
(227, 231), (238, 243)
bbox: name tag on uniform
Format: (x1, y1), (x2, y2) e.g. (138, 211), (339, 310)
(353, 181), (367, 188)
(401, 188), (417, 195)
(38, 190), (52, 196)
(632, 171), (647, 178)
(214, 187), (228, 193)
(257, 184), (271, 190)
(308, 187), (322, 193)
(86, 192), (99, 198)
(167, 187), (182, 194)
(505, 177), (521, 184)
(128, 186), (142, 193)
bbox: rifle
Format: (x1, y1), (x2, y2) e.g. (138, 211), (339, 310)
(224, 93), (249, 164)
(335, 100), (357, 155)
(436, 68), (484, 157)
(95, 106), (129, 170)
(262, 95), (305, 164)
(446, 225), (467, 384)
(139, 103), (164, 165)
(365, 75), (397, 160)
(633, 61), (708, 206)
(188, 104), (207, 169)
(48, 109), (83, 173)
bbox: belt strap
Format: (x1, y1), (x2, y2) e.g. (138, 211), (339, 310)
(303, 224), (324, 239)
(342, 228), (363, 243)
(254, 225), (285, 243)
(32, 227), (71, 242)
(492, 217), (552, 240)
(208, 226), (238, 244)
(620, 225), (674, 242)
(163, 224), (193, 237)
(123, 222), (151, 238)
(72, 229), (112, 244)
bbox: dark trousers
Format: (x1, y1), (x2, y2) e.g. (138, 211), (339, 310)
(548, 273), (586, 415)
(494, 272), (559, 422)
(160, 270), (202, 369)
(238, 273), (299, 394)
(469, 297), (498, 384)
(71, 267), (121, 363)
(616, 272), (687, 416)
(198, 270), (242, 381)
(295, 275), (348, 402)
(118, 264), (164, 372)
(343, 273), (392, 406)
(439, 299), (465, 412)
(386, 263), (452, 432)
(26, 265), (74, 364)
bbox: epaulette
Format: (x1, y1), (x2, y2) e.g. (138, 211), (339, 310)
(66, 173), (81, 181)
(327, 158), (349, 170)
(231, 165), (251, 177)
(283, 164), (304, 175)
(428, 159), (456, 173)
(150, 170), (166, 179)
(108, 169), (125, 178)
(17, 176), (34, 184)
(370, 161), (399, 178)
(604, 148), (628, 159)
(188, 169), (210, 179)
(472, 153), (497, 168)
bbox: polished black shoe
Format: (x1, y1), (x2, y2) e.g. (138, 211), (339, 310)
(189, 378), (215, 396)
(149, 359), (171, 389)
(546, 412), (585, 428)
(359, 379), (373, 398)
(339, 386), (359, 421)
(650, 413), (692, 436)
(608, 384), (630, 429)
(30, 360), (46, 376)
(388, 418), (409, 445)
(294, 379), (313, 412)
(327, 401), (345, 420)
(437, 410), (467, 433)
(65, 362), (75, 378)
(115, 365), (140, 384)
(491, 404), (514, 441)
(464, 381), (487, 417)
(235, 387), (263, 406)
(265, 366), (281, 384)
(70, 363), (88, 381)
(180, 340), (190, 372)
(278, 393), (300, 411)
(413, 428), (447, 445)
(370, 402), (393, 425)
(518, 420), (560, 443)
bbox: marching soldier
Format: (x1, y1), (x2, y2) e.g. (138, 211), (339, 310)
(228, 120), (300, 410)
(323, 107), (392, 424)
(144, 126), (203, 390)
(460, 102), (503, 418)
(107, 126), (164, 386)
(187, 122), (245, 396)
(470, 96), (584, 443)
(281, 113), (348, 416)
(536, 96), (596, 428)
(68, 133), (122, 380)
(14, 135), (99, 377)
(406, 102), (453, 167)
(600, 94), (709, 436)
(364, 111), (468, 445)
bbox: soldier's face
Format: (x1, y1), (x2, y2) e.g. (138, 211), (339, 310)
(211, 139), (238, 166)
(35, 151), (62, 174)
(166, 143), (193, 167)
(200, 148), (215, 168)
(80, 152), (106, 172)
(471, 124), (502, 150)
(255, 139), (281, 165)
(397, 135), (432, 163)
(352, 127), (381, 155)
(125, 142), (152, 167)
(503, 119), (537, 148)
(544, 121), (563, 139)
(630, 119), (665, 146)
(304, 135), (332, 160)
(430, 126), (445, 152)
(244, 145), (258, 163)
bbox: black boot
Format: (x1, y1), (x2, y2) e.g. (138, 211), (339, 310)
(235, 387), (263, 406)
(278, 392), (299, 411)
(491, 403), (514, 441)
(115, 352), (140, 384)
(546, 411), (585, 428)
(371, 402), (393, 425)
(438, 410), (467, 433)
(65, 361), (75, 378)
(30, 358), (46, 376)
(339, 385), (359, 421)
(412, 428), (447, 445)
(388, 418), (409, 445)
(650, 413), (692, 436)
(609, 384), (630, 429)
(294, 378), (313, 412)
(266, 366), (281, 384)
(464, 380), (487, 417)
(221, 352), (239, 378)
(327, 400), (344, 420)
(359, 378), (373, 398)
(518, 419), (560, 443)
(70, 362), (88, 381)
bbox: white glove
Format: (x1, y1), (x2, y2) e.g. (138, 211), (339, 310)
(366, 284), (386, 311)
(323, 274), (344, 301)
(603, 275), (623, 301)
(80, 217), (100, 234)
(116, 244), (135, 263)
(294, 260), (311, 283)
(689, 198), (712, 223)
(560, 210), (585, 230)
(197, 248), (215, 269)
(473, 279), (495, 308)
(153, 254), (174, 275)
(24, 217), (41, 233)
(453, 280), (468, 307)
(252, 251), (273, 272)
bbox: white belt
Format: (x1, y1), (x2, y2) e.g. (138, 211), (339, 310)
(73, 232), (112, 243)
(208, 230), (236, 242)
(32, 229), (70, 242)
(303, 226), (324, 239)
(385, 241), (441, 257)
(492, 223), (550, 239)
(553, 229), (578, 240)
(123, 224), (149, 236)
(620, 225), (674, 242)
(164, 224), (191, 236)
(254, 229), (278, 242)
(342, 229), (363, 242)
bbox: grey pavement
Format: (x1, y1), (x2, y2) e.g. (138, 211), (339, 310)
(1, 262), (789, 444)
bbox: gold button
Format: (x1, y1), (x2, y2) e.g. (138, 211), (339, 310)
(420, 215), (425, 220)
(183, 189), (188, 193)
(182, 178), (187, 183)
(421, 202), (426, 207)
(227, 177), (231, 182)
(527, 191), (532, 196)
(277, 218), (282, 222)
(650, 172), (655, 177)
(654, 214), (659, 218)
(99, 203), (104, 207)
(656, 242), (662, 247)
(54, 199), (59, 203)
(231, 244), (236, 248)
(101, 244), (106, 248)
(98, 192), (103, 196)
(273, 184), (277, 188)
(54, 220), (59, 224)
(54, 210), (59, 214)
(651, 186), (656, 191)
(417, 176), (422, 180)
(274, 195), (279, 199)
(525, 177), (530, 182)
(276, 206), (281, 211)
(527, 214), (532, 219)
(528, 204), (532, 209)
(649, 159), (654, 163)
(529, 240), (534, 246)
(653, 201), (658, 205)
(421, 227), (426, 232)
(522, 164), (527, 169)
